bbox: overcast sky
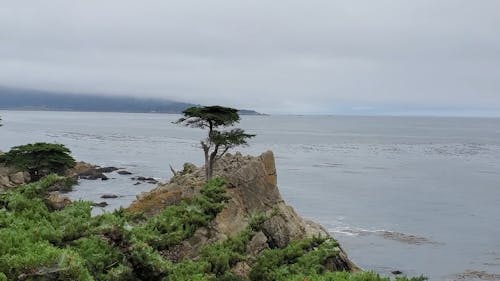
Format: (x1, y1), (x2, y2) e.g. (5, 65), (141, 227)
(1, 1), (499, 115)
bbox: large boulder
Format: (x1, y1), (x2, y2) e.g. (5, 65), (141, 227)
(9, 171), (30, 185)
(0, 164), (30, 190)
(0, 175), (13, 190)
(129, 151), (358, 272)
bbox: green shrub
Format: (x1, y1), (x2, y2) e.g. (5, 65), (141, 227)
(127, 240), (171, 281)
(166, 260), (209, 281)
(249, 237), (338, 281)
(70, 236), (122, 278)
(134, 178), (228, 250)
(101, 264), (135, 281)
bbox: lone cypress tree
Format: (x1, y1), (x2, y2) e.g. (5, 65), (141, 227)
(176, 106), (255, 180)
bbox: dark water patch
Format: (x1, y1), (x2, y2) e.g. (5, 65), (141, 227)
(341, 170), (364, 174)
(477, 170), (500, 175)
(331, 228), (439, 245)
(312, 163), (343, 168)
(448, 270), (500, 281)
(379, 146), (405, 153)
(363, 166), (387, 170)
(391, 175), (416, 179)
(425, 143), (491, 157)
(376, 231), (440, 245)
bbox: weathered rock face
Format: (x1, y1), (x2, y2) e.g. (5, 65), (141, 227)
(129, 151), (358, 272)
(0, 164), (31, 191)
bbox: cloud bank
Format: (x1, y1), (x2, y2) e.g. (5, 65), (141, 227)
(1, 0), (499, 115)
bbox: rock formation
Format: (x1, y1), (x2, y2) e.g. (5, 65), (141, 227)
(129, 151), (358, 272)
(0, 164), (31, 191)
(67, 162), (110, 180)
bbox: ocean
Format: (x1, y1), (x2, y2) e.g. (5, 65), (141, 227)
(1, 110), (499, 281)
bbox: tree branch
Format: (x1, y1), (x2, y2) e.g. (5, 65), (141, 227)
(215, 145), (231, 161)
(169, 164), (177, 176)
(210, 144), (220, 163)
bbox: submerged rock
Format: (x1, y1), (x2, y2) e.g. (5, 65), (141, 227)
(67, 162), (122, 181)
(128, 151), (359, 273)
(68, 162), (108, 180)
(92, 201), (109, 208)
(131, 176), (159, 184)
(96, 167), (119, 173)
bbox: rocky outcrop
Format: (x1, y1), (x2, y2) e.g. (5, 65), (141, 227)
(67, 162), (110, 180)
(128, 151), (358, 272)
(0, 164), (31, 191)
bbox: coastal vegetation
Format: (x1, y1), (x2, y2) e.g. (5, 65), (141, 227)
(175, 106), (255, 179)
(0, 173), (425, 281)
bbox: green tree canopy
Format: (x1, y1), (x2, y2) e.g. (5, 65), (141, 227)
(0, 143), (76, 181)
(176, 106), (240, 129)
(176, 106), (255, 179)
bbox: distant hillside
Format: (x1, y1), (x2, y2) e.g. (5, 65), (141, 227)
(0, 86), (262, 115)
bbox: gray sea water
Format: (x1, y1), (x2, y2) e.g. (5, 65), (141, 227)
(1, 110), (500, 281)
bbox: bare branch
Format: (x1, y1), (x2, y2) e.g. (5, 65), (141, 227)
(169, 164), (177, 176)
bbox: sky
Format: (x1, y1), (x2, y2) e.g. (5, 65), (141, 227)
(0, 0), (499, 115)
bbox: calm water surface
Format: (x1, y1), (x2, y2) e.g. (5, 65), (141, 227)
(1, 110), (500, 281)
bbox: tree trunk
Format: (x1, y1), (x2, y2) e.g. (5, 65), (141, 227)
(205, 124), (214, 180)
(207, 164), (213, 180)
(203, 145), (210, 180)
(204, 154), (210, 180)
(207, 144), (219, 180)
(207, 159), (216, 180)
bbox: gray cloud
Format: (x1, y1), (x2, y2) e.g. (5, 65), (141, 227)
(1, 0), (499, 114)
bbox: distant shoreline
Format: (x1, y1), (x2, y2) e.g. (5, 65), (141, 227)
(0, 108), (266, 116)
(0, 86), (264, 116)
